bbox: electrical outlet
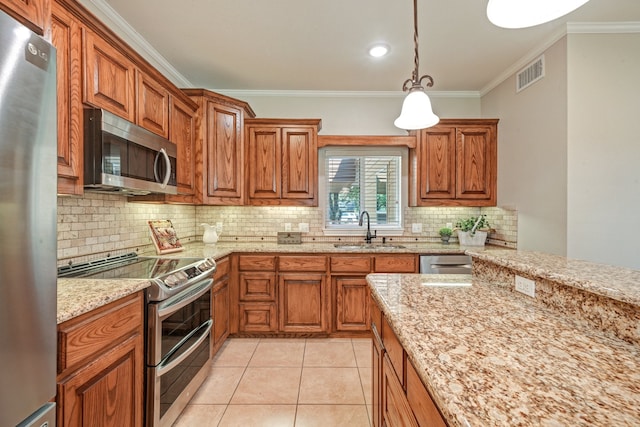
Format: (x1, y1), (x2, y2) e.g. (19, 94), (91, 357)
(284, 223), (292, 232)
(446, 222), (453, 230)
(298, 223), (309, 233)
(515, 275), (536, 297)
(411, 223), (422, 233)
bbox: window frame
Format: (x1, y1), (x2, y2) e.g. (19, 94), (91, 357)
(318, 146), (408, 236)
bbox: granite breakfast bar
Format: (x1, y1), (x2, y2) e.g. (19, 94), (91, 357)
(367, 252), (640, 426)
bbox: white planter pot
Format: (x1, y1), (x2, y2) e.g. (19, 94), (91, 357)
(457, 230), (487, 246)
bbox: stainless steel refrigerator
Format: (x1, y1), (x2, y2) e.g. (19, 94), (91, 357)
(0, 9), (58, 427)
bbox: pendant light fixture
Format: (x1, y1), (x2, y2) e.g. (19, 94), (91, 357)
(487, 0), (591, 29)
(394, 0), (439, 130)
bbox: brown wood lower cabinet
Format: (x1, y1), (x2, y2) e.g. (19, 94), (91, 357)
(279, 273), (327, 333)
(57, 292), (144, 427)
(212, 257), (230, 353)
(372, 296), (447, 427)
(238, 302), (278, 332)
(383, 355), (419, 427)
(334, 276), (369, 332)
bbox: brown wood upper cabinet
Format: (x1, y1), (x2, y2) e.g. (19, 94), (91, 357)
(411, 119), (498, 207)
(0, 0), (49, 35)
(245, 118), (321, 206)
(83, 28), (136, 122)
(167, 95), (197, 201)
(52, 1), (83, 195)
(184, 89), (256, 205)
(136, 70), (169, 138)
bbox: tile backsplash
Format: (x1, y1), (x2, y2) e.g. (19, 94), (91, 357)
(57, 193), (517, 264)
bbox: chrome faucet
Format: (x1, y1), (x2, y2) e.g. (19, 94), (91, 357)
(358, 211), (377, 244)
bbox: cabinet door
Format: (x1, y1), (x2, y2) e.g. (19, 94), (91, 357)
(419, 126), (456, 200)
(282, 127), (316, 203)
(57, 333), (144, 427)
(1, 0), (48, 34)
(205, 101), (244, 203)
(213, 278), (229, 348)
(382, 355), (419, 427)
(83, 29), (135, 122)
(136, 70), (169, 138)
(334, 276), (370, 332)
(247, 126), (281, 201)
(279, 273), (327, 333)
(169, 96), (197, 198)
(52, 3), (83, 195)
(456, 126), (495, 202)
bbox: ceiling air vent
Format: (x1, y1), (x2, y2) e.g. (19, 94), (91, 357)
(516, 55), (545, 92)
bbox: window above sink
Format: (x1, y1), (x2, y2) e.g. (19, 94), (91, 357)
(319, 147), (408, 237)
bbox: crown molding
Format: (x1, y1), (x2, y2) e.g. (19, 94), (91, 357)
(216, 89), (480, 99)
(480, 21), (640, 96)
(78, 0), (193, 88)
(567, 21), (640, 33)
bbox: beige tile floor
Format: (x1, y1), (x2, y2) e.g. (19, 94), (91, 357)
(174, 337), (373, 427)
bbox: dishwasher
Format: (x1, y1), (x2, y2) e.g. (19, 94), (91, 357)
(419, 254), (472, 274)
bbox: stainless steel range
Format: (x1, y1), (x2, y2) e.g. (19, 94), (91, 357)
(58, 252), (217, 426)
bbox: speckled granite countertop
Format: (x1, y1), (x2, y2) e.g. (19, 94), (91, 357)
(57, 241), (486, 324)
(57, 278), (150, 324)
(368, 274), (640, 427)
(151, 241), (481, 259)
(467, 249), (640, 307)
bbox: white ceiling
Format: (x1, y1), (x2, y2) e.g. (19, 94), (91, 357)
(94, 0), (640, 94)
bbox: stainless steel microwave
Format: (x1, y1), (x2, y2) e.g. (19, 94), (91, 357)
(84, 108), (178, 195)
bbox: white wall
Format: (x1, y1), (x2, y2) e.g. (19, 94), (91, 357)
(567, 33), (640, 269)
(482, 39), (569, 256)
(218, 92), (481, 135)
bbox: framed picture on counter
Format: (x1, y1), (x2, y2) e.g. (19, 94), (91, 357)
(148, 220), (184, 254)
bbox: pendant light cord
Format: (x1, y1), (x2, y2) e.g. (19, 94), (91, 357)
(402, 0), (434, 92)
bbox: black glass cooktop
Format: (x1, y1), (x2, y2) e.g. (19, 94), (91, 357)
(58, 253), (203, 280)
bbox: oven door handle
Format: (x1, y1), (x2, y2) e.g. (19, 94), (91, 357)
(157, 279), (213, 319)
(156, 319), (212, 378)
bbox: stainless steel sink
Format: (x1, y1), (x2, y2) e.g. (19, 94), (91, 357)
(333, 243), (406, 250)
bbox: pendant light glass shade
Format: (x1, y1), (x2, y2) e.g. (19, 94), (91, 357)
(487, 0), (591, 29)
(394, 0), (439, 130)
(394, 88), (440, 130)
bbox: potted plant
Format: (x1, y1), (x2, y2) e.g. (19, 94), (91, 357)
(438, 227), (453, 244)
(455, 215), (491, 246)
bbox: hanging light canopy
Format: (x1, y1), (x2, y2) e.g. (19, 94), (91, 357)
(394, 0), (439, 130)
(487, 0), (591, 29)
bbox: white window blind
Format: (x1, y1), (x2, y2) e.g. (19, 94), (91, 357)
(321, 147), (404, 232)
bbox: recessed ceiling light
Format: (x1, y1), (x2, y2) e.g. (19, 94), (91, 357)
(369, 44), (389, 58)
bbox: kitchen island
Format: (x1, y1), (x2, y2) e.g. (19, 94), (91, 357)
(368, 264), (640, 426)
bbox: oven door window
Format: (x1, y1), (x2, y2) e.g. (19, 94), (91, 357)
(159, 321), (211, 419)
(161, 293), (211, 358)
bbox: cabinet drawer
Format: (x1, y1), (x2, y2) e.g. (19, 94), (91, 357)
(330, 256), (372, 273)
(279, 255), (327, 272)
(58, 292), (143, 374)
(239, 272), (277, 301)
(238, 255), (276, 271)
(374, 255), (416, 273)
(407, 361), (447, 427)
(239, 303), (278, 332)
(382, 316), (405, 387)
(214, 257), (230, 279)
